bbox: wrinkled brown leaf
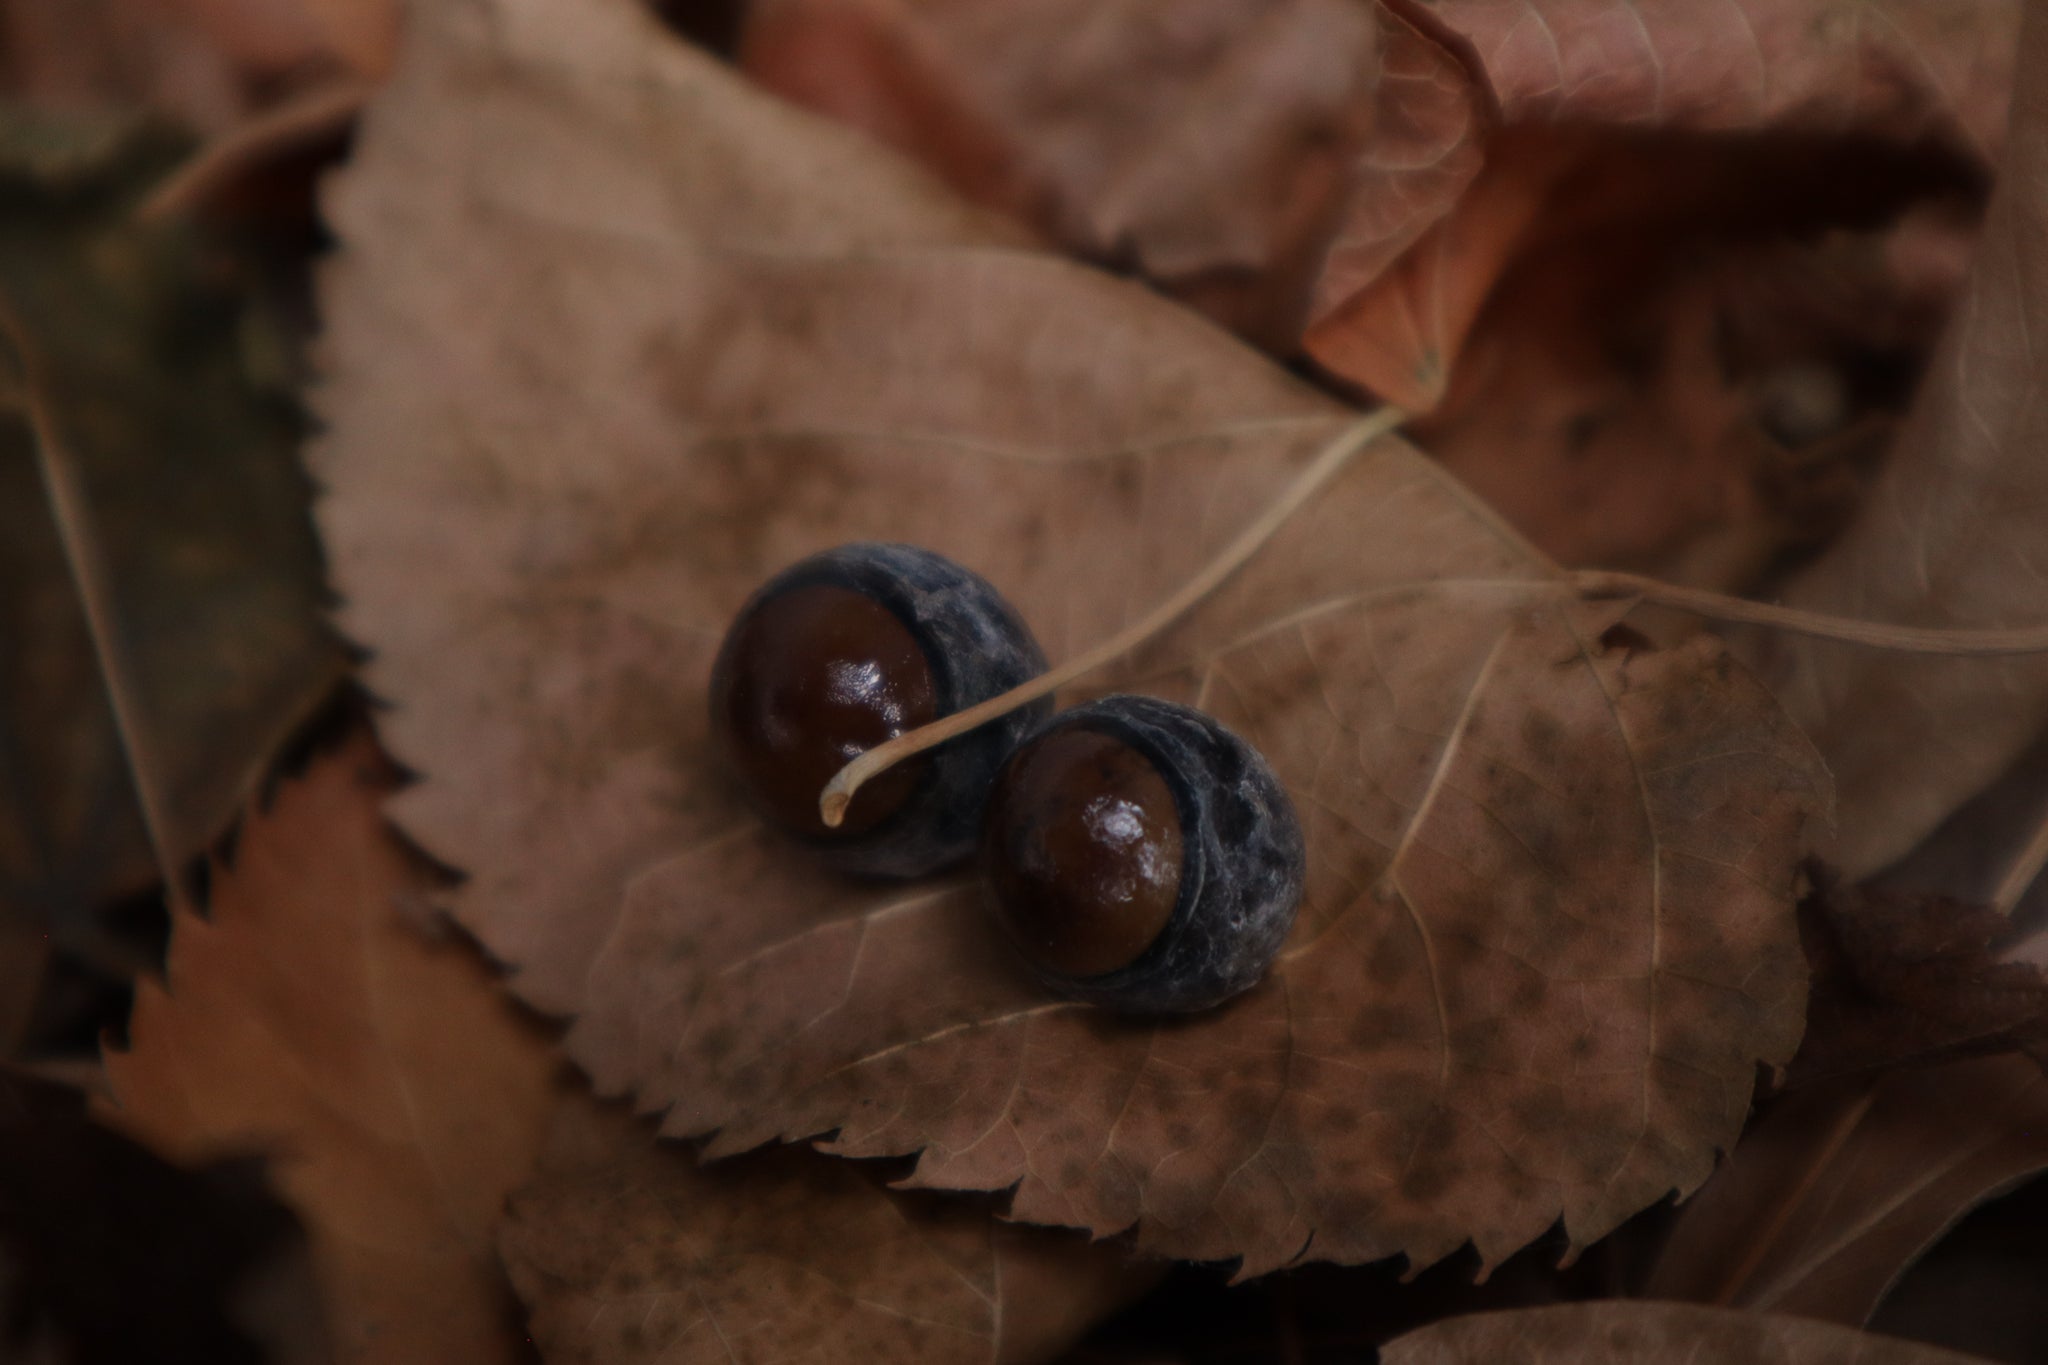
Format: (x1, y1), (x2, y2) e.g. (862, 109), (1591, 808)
(502, 1098), (1150, 1365)
(316, 0), (1827, 1278)
(1382, 1300), (1996, 1365)
(1740, 0), (2048, 878)
(1647, 1057), (2048, 1322)
(736, 0), (2017, 408)
(1306, 0), (2017, 407)
(1421, 1), (2018, 155)
(100, 731), (560, 1364)
(742, 0), (1384, 350)
(1793, 878), (2048, 1085)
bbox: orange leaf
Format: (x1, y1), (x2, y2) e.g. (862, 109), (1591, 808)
(101, 733), (560, 1364)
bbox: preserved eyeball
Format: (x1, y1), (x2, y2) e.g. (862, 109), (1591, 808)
(982, 695), (1304, 1013)
(709, 542), (1049, 878)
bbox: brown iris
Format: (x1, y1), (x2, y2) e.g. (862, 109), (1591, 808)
(985, 727), (1185, 978)
(709, 583), (938, 838)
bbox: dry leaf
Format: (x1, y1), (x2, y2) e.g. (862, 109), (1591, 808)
(1382, 1300), (1997, 1365)
(1421, 1), (2018, 156)
(741, 0), (1384, 350)
(100, 731), (560, 1364)
(1793, 877), (2048, 1085)
(732, 0), (2016, 408)
(501, 1098), (1151, 1365)
(315, 0), (1827, 1278)
(1305, 0), (2017, 408)
(1740, 0), (2048, 878)
(1646, 1057), (2048, 1322)
(0, 111), (348, 944)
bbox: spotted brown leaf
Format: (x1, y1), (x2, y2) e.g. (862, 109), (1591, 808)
(314, 0), (1827, 1278)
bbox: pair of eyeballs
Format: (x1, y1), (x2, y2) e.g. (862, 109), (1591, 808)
(709, 543), (1304, 1013)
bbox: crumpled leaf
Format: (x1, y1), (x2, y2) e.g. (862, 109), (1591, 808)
(315, 0), (1828, 1278)
(501, 1098), (1150, 1365)
(1738, 0), (2048, 878)
(1793, 877), (2048, 1085)
(1645, 1057), (2048, 1322)
(100, 730), (560, 1364)
(1308, 0), (2018, 407)
(741, 0), (1384, 351)
(732, 0), (2016, 412)
(0, 110), (347, 941)
(1421, 1), (2018, 156)
(1382, 1300), (1996, 1365)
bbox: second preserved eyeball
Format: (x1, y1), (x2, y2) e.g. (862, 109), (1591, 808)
(709, 542), (1049, 878)
(983, 695), (1304, 1013)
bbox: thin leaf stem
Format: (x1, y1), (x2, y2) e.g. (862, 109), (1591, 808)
(819, 406), (1408, 827)
(1992, 811), (2048, 917)
(1574, 571), (2048, 655)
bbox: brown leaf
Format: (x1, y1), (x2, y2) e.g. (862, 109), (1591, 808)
(1646, 1059), (2048, 1322)
(100, 731), (560, 1365)
(501, 1098), (1152, 1365)
(1305, 0), (2017, 408)
(1422, 1), (2019, 157)
(1382, 1300), (1997, 1365)
(741, 0), (1384, 351)
(1738, 0), (2048, 878)
(315, 0), (1828, 1278)
(1793, 877), (2048, 1085)
(1302, 4), (1484, 354)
